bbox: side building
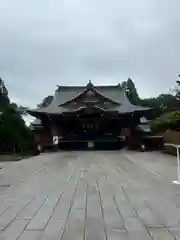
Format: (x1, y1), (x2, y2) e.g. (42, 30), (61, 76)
(28, 81), (151, 150)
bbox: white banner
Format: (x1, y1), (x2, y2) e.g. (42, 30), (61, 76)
(53, 136), (59, 145)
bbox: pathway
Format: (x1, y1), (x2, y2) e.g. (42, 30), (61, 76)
(0, 151), (179, 239)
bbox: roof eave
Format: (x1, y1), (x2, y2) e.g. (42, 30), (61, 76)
(27, 110), (63, 118)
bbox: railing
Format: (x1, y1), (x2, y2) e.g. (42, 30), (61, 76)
(164, 143), (180, 184)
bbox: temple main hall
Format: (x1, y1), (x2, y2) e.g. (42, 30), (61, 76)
(28, 81), (151, 150)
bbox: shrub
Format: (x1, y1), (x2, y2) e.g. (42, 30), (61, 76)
(151, 111), (180, 132)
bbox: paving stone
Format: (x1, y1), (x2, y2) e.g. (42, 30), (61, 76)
(17, 195), (48, 220)
(106, 229), (130, 240)
(123, 193), (164, 228)
(0, 196), (33, 230)
(85, 182), (106, 240)
(0, 219), (29, 240)
(125, 217), (147, 231)
(27, 192), (62, 230)
(127, 230), (152, 240)
(169, 227), (180, 240)
(136, 203), (164, 227)
(40, 169), (81, 239)
(52, 169), (80, 219)
(62, 179), (86, 240)
(113, 187), (136, 219)
(98, 179), (125, 230)
(148, 198), (180, 227)
(19, 230), (43, 240)
(38, 218), (64, 240)
(149, 227), (175, 240)
(0, 151), (179, 239)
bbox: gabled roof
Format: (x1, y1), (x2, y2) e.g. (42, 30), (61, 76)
(55, 83), (130, 106)
(27, 81), (151, 117)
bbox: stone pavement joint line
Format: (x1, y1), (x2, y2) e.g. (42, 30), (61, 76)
(0, 151), (179, 239)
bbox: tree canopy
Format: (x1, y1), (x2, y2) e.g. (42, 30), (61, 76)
(174, 78), (180, 100)
(37, 95), (53, 108)
(120, 78), (180, 131)
(121, 78), (180, 120)
(122, 78), (140, 105)
(0, 78), (10, 108)
(151, 111), (180, 132)
(0, 79), (35, 153)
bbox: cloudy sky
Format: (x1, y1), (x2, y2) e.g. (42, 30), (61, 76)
(0, 0), (180, 108)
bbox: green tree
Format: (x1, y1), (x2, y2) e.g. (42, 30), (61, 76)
(0, 106), (34, 152)
(140, 94), (180, 118)
(0, 79), (35, 153)
(151, 110), (180, 132)
(37, 95), (53, 108)
(0, 78), (10, 108)
(122, 78), (180, 119)
(174, 76), (180, 100)
(122, 78), (140, 105)
(10, 102), (18, 110)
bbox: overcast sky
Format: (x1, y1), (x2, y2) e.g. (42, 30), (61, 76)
(0, 0), (180, 108)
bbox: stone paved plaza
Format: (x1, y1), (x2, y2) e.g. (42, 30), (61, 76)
(0, 150), (180, 239)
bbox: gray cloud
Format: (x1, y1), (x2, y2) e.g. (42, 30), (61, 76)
(0, 0), (180, 108)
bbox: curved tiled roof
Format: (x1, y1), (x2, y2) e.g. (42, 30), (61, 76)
(112, 104), (151, 114)
(27, 82), (151, 117)
(55, 84), (129, 105)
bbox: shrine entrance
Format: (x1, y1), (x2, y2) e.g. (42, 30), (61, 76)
(58, 113), (126, 150)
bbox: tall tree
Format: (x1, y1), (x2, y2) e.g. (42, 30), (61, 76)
(0, 78), (10, 108)
(37, 95), (53, 108)
(175, 76), (180, 100)
(122, 78), (180, 119)
(122, 78), (140, 105)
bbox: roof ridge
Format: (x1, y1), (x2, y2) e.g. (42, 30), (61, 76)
(56, 83), (121, 89)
